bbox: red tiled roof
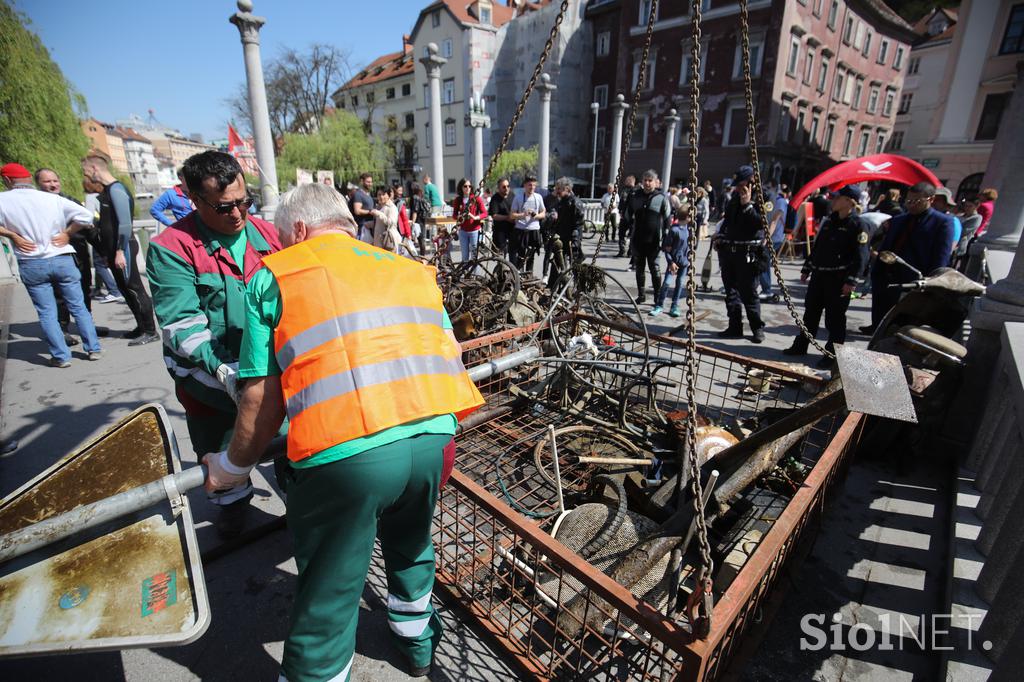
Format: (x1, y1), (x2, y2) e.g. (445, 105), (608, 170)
(114, 127), (151, 143)
(436, 0), (515, 28)
(341, 50), (415, 90)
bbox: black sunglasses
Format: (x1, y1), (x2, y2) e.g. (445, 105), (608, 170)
(196, 193), (252, 215)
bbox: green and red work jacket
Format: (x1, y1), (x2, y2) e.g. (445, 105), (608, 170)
(147, 213), (281, 412)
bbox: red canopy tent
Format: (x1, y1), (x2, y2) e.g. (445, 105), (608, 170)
(789, 154), (942, 209)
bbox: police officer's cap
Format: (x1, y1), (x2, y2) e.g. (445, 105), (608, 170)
(830, 184), (862, 201)
(732, 165), (754, 184)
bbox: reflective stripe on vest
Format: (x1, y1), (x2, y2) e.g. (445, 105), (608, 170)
(262, 232), (484, 462)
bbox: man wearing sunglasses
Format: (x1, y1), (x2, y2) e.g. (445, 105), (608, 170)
(147, 150), (283, 537)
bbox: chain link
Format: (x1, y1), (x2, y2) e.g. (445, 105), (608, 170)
(738, 0), (833, 359)
(683, 0), (715, 630)
(588, 0), (660, 266)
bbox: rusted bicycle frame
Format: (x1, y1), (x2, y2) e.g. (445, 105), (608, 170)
(437, 313), (865, 680)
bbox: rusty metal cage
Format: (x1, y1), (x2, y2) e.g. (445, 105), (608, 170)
(438, 314), (865, 680)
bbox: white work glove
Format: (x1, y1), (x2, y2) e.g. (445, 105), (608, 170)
(216, 362), (244, 404)
(202, 450), (255, 495)
(568, 333), (599, 358)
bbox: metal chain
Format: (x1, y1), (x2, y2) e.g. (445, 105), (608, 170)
(683, 0), (714, 636)
(588, 0), (660, 267)
(738, 0), (833, 359)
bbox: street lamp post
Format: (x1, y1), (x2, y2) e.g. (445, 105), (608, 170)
(609, 94), (630, 186)
(229, 0), (278, 215)
(420, 43), (447, 191)
(590, 102), (599, 198)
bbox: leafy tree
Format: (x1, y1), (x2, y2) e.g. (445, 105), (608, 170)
(484, 146), (539, 188)
(227, 43), (352, 152)
(276, 110), (385, 191)
(0, 1), (90, 199)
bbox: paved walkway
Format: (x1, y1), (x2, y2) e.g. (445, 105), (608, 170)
(0, 236), (953, 681)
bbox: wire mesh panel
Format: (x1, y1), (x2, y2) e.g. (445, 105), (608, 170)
(444, 314), (864, 680)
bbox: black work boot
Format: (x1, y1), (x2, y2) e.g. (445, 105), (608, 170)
(782, 338), (810, 356)
(751, 327), (766, 344)
(717, 326), (743, 339)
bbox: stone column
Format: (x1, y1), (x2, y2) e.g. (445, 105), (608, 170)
(420, 43), (447, 190)
(465, 92), (491, 185)
(229, 0), (278, 215)
(609, 94), (630, 186)
(536, 74), (557, 189)
(661, 109), (680, 188)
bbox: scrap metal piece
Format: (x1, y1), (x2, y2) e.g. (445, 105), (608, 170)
(835, 346), (917, 423)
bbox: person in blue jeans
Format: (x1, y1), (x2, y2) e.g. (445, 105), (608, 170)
(0, 162), (102, 367)
(759, 189), (789, 301)
(650, 219), (690, 318)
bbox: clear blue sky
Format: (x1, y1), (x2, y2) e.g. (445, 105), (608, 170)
(13, 0), (428, 141)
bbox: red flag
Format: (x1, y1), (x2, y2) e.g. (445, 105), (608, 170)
(227, 123), (245, 152)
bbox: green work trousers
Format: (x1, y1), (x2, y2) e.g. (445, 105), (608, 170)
(281, 432), (449, 682)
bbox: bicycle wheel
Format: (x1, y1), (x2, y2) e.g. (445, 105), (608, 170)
(582, 220), (598, 240)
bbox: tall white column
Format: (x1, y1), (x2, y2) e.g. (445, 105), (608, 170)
(420, 43), (447, 191)
(661, 109), (680, 188)
(537, 74), (557, 189)
(936, 0), (1001, 142)
(465, 92), (491, 186)
(230, 0), (278, 214)
(609, 93), (630, 186)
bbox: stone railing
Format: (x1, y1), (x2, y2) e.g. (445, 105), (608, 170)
(945, 321), (1024, 678)
(580, 199), (605, 225)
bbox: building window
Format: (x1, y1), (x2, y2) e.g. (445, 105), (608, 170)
(907, 57), (920, 75)
(898, 92), (913, 114)
(724, 104), (748, 146)
(858, 130), (870, 156)
(1000, 4), (1024, 54)
(442, 39), (453, 59)
(833, 69), (845, 101)
(366, 92), (375, 104)
(787, 36), (800, 76)
(867, 86), (879, 113)
(804, 48), (815, 84)
(629, 115), (648, 149)
(405, 113), (415, 130)
(386, 87), (396, 100)
(639, 0), (657, 26)
(894, 45), (905, 69)
(809, 113), (820, 145)
(677, 113), (702, 146)
(878, 39), (890, 65)
(596, 31), (611, 57)
(444, 120), (456, 146)
(796, 107), (807, 143)
(733, 36), (764, 78)
(843, 126), (854, 156)
(402, 83), (412, 97)
(823, 119), (836, 151)
(448, 178), (456, 194)
(680, 41), (708, 84)
(817, 56), (830, 93)
(596, 127), (606, 151)
(632, 51), (656, 91)
(352, 95), (359, 107)
(883, 90), (895, 116)
(423, 84), (430, 107)
(442, 78), (455, 104)
(778, 101), (792, 143)
(425, 122), (430, 148)
(812, 0), (822, 17)
(480, 6), (492, 24)
(875, 132), (886, 154)
(593, 84), (609, 109)
(431, 10), (441, 27)
(976, 92), (1011, 140)
(889, 130), (904, 150)
(862, 31), (872, 58)
(843, 16), (854, 43)
(827, 1), (838, 30)
(339, 98), (346, 109)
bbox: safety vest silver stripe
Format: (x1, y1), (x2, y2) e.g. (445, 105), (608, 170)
(387, 592), (431, 614)
(277, 655), (352, 682)
(286, 354), (465, 419)
(388, 614), (432, 638)
(161, 313), (209, 348)
(177, 329), (213, 356)
(277, 306), (443, 370)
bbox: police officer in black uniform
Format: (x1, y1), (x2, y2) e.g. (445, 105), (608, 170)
(716, 165), (767, 343)
(783, 184), (869, 366)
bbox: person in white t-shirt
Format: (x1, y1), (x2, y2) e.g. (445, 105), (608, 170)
(509, 174), (546, 273)
(0, 162), (102, 366)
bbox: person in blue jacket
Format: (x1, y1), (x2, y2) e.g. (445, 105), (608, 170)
(649, 215), (690, 318)
(150, 169), (195, 227)
(862, 182), (956, 334)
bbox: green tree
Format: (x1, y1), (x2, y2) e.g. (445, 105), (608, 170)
(0, 1), (90, 199)
(276, 110), (385, 191)
(484, 146), (539, 188)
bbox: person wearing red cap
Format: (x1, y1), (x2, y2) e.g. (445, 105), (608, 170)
(0, 162), (102, 366)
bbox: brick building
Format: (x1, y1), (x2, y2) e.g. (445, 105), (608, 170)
(586, 0), (916, 192)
